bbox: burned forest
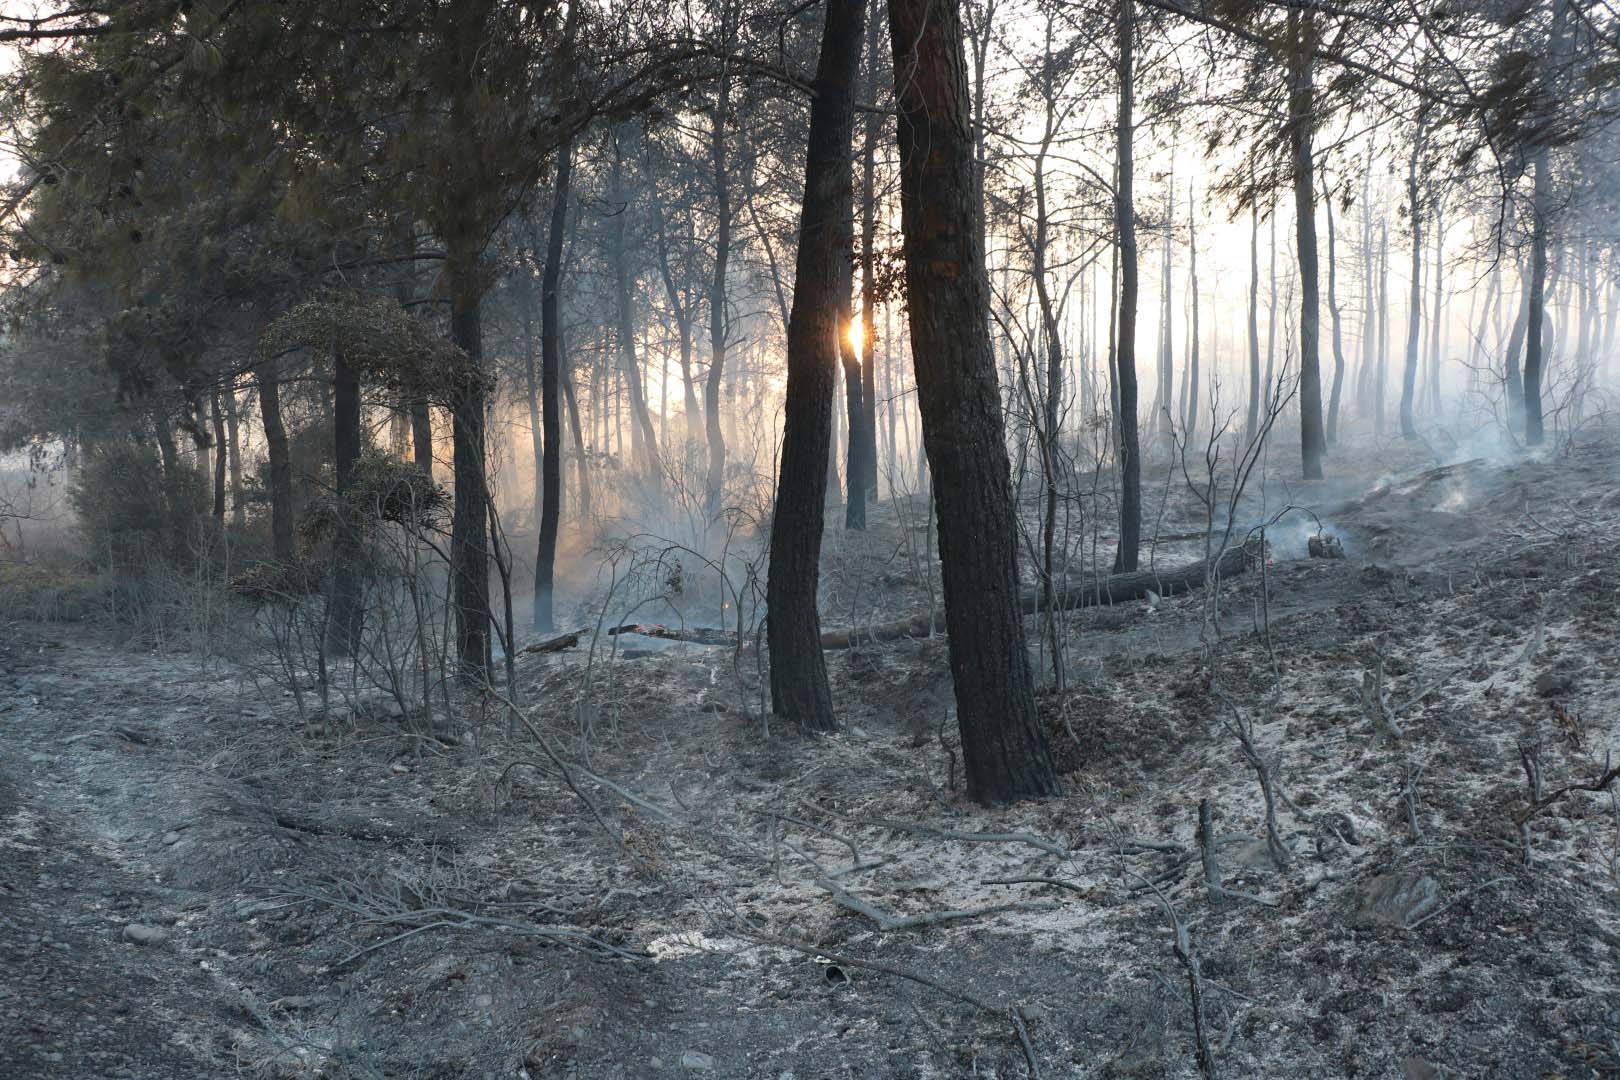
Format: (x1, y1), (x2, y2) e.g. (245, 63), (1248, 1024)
(3, 0), (1620, 1077)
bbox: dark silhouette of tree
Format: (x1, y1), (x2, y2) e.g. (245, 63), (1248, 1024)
(765, 0), (865, 732)
(886, 0), (1058, 803)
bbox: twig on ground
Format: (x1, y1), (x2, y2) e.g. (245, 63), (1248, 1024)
(1403, 877), (1514, 930)
(812, 804), (1068, 856)
(1209, 684), (1290, 871)
(738, 930), (1042, 1077)
(1197, 800), (1278, 907)
(982, 875), (1089, 897)
(1400, 761), (1426, 841)
(1514, 753), (1620, 866)
(815, 877), (1052, 931)
(1125, 869), (1219, 1079)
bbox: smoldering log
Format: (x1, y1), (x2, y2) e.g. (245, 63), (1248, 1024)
(605, 623), (740, 646)
(520, 629), (586, 654)
(819, 540), (1260, 650)
(601, 543), (1258, 653)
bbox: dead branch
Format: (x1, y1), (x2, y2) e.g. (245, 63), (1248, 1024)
(1197, 799), (1278, 907)
(1210, 685), (1291, 871)
(1514, 754), (1620, 866)
(815, 877), (1051, 931)
(1400, 761), (1426, 841)
(737, 929), (1042, 1077)
(1106, 837), (1187, 855)
(1401, 877), (1514, 930)
(812, 805), (1069, 856)
(1197, 800), (1222, 907)
(1127, 870), (1219, 1079)
(748, 809), (862, 863)
(982, 875), (1089, 897)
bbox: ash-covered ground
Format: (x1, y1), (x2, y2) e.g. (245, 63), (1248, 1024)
(2, 432), (1617, 1079)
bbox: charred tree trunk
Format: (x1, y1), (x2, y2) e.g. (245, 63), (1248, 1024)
(858, 14), (882, 495)
(652, 198), (702, 440)
(1324, 172), (1348, 445)
(562, 356), (591, 524)
(521, 280), (542, 538)
(224, 382), (244, 527)
(609, 132), (664, 484)
(1156, 181), (1175, 456)
(1113, 0), (1141, 575)
(1400, 143), (1423, 441)
(257, 361), (295, 561)
(765, 0), (864, 732)
(1376, 223), (1389, 433)
(1265, 210), (1278, 413)
(888, 0), (1058, 803)
(706, 75), (734, 519)
(1427, 203), (1445, 413)
(1247, 199), (1261, 441)
(535, 139), (572, 632)
(410, 403), (433, 476)
(1357, 169), (1374, 418)
(1185, 185), (1200, 446)
(1524, 148), (1550, 446)
(842, 246), (868, 530)
(209, 392), (227, 522)
(329, 346), (363, 656)
(1288, 12), (1325, 478)
(448, 273), (492, 682)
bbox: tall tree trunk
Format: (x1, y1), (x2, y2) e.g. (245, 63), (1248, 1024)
(842, 236), (868, 530)
(1357, 169), (1374, 417)
(448, 272), (492, 682)
(153, 414), (178, 487)
(535, 140), (572, 632)
(610, 132), (664, 484)
(1376, 223), (1389, 432)
(1427, 203), (1445, 413)
(397, 226), (434, 479)
(1324, 173), (1347, 444)
(209, 392), (227, 522)
(224, 382), (244, 527)
(1265, 209), (1277, 411)
(706, 74), (733, 519)
(1399, 143), (1423, 440)
(1288, 11), (1325, 477)
(1524, 147), (1550, 446)
(1247, 199), (1261, 440)
(1473, 252), (1501, 396)
(521, 281), (542, 536)
(1156, 179), (1175, 456)
(257, 361), (295, 561)
(859, 10), (882, 494)
(651, 197), (702, 439)
(330, 346), (363, 656)
(888, 0), (1058, 803)
(765, 0), (863, 732)
(1112, 0), (1141, 574)
(1184, 185), (1200, 446)
(1032, 27), (1065, 688)
(562, 357), (592, 524)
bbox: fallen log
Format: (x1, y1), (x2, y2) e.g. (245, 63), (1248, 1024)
(818, 540), (1259, 650)
(605, 623), (739, 647)
(520, 629), (585, 655)
(597, 543), (1259, 653)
